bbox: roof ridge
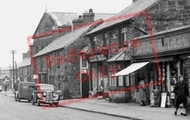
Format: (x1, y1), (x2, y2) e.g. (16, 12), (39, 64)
(46, 11), (80, 14)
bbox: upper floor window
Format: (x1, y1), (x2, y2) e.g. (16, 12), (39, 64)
(82, 54), (87, 67)
(120, 27), (128, 47)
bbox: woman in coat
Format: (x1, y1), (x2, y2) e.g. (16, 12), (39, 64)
(174, 75), (189, 116)
(138, 80), (146, 106)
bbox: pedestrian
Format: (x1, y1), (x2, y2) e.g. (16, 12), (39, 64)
(174, 75), (189, 116)
(138, 79), (146, 106)
(150, 85), (161, 107)
(4, 83), (7, 95)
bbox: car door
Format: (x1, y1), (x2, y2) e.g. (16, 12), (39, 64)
(28, 85), (35, 100)
(21, 84), (29, 99)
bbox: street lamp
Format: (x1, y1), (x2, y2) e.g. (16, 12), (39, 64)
(10, 50), (16, 90)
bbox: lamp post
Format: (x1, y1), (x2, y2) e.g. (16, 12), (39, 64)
(10, 50), (16, 90)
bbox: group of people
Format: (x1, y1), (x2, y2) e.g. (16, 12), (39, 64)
(137, 75), (189, 116)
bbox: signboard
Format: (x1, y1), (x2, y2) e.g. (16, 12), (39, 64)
(33, 75), (38, 79)
(161, 92), (167, 107)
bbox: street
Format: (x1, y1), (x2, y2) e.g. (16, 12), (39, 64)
(0, 94), (131, 120)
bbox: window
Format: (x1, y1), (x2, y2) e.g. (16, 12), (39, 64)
(81, 54), (87, 67)
(82, 59), (87, 67)
(125, 76), (130, 86)
(120, 27), (129, 47)
(118, 76), (124, 86)
(109, 72), (117, 87)
(22, 85), (28, 89)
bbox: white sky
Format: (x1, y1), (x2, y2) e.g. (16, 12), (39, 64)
(0, 0), (132, 68)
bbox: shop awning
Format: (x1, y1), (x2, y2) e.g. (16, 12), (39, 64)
(112, 61), (149, 76)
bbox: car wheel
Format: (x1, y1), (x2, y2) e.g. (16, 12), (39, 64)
(37, 100), (40, 106)
(18, 95), (21, 102)
(15, 94), (17, 101)
(54, 103), (59, 107)
(32, 96), (35, 105)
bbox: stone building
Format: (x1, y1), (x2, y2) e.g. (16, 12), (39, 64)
(85, 0), (190, 105)
(32, 9), (115, 99)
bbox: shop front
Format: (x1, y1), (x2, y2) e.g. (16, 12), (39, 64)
(88, 54), (107, 96)
(106, 50), (132, 103)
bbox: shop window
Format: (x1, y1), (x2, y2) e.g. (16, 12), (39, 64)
(125, 76), (130, 87)
(110, 72), (117, 87)
(118, 76), (124, 86)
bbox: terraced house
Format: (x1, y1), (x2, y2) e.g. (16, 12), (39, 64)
(18, 51), (31, 82)
(31, 9), (115, 99)
(85, 0), (190, 107)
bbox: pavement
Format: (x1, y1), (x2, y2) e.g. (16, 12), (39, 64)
(1, 90), (190, 120)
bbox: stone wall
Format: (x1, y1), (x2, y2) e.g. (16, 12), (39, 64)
(133, 0), (190, 33)
(135, 28), (190, 56)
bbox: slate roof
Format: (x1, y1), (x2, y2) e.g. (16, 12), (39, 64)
(87, 0), (159, 35)
(47, 12), (115, 26)
(18, 58), (31, 68)
(34, 20), (103, 57)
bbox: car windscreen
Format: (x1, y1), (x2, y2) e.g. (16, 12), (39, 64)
(37, 84), (54, 91)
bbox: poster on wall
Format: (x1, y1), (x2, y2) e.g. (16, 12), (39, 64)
(161, 92), (167, 108)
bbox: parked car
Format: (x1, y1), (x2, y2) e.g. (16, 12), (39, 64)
(32, 84), (60, 107)
(15, 82), (36, 102)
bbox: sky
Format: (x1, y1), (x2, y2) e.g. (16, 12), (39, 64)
(0, 0), (132, 68)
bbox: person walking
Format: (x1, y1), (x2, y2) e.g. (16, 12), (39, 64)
(138, 79), (146, 106)
(4, 83), (7, 96)
(174, 75), (189, 116)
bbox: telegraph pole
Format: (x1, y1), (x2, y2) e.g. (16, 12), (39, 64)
(10, 50), (16, 90)
(15, 61), (18, 81)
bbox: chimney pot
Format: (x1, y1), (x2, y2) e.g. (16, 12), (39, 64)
(89, 9), (93, 12)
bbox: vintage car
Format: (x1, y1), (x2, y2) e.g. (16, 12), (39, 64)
(32, 84), (60, 107)
(15, 82), (36, 102)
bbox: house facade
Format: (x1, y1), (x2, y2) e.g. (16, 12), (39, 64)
(85, 0), (190, 105)
(18, 52), (32, 82)
(30, 11), (76, 83)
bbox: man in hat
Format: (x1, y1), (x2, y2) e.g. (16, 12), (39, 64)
(174, 75), (189, 116)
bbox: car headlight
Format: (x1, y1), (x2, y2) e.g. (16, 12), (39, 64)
(37, 93), (43, 98)
(43, 92), (46, 96)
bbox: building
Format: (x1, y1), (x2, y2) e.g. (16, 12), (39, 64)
(85, 0), (190, 105)
(31, 9), (115, 99)
(18, 51), (32, 82)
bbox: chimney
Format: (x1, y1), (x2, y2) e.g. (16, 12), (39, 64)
(22, 53), (27, 60)
(82, 9), (95, 24)
(72, 15), (83, 30)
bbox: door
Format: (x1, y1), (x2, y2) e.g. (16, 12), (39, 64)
(28, 85), (35, 100)
(82, 73), (89, 98)
(21, 84), (29, 98)
(62, 80), (69, 99)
